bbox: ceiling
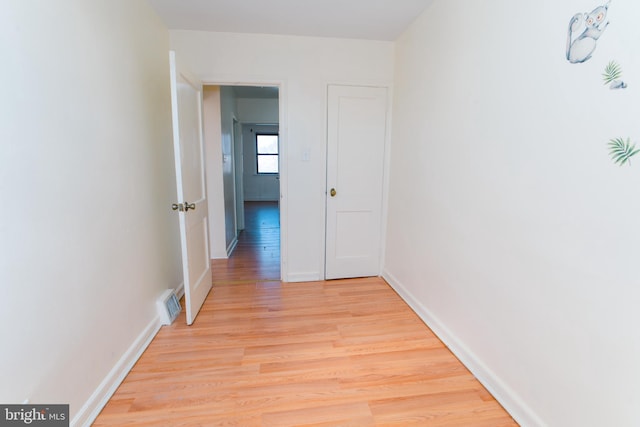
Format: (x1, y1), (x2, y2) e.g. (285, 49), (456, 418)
(148, 0), (434, 41)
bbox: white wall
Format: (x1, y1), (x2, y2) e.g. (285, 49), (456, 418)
(171, 31), (394, 281)
(237, 97), (279, 123)
(203, 86), (240, 257)
(203, 86), (227, 258)
(220, 87), (238, 252)
(384, 1), (640, 426)
(0, 1), (180, 424)
(238, 97), (280, 202)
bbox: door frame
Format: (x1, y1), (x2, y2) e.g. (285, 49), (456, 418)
(232, 118), (244, 232)
(203, 79), (287, 281)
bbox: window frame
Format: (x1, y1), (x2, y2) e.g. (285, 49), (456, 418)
(256, 133), (279, 175)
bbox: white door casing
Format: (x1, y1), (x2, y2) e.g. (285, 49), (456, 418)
(233, 119), (245, 231)
(169, 51), (212, 325)
(325, 85), (388, 280)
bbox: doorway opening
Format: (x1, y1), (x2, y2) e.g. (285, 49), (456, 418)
(236, 122), (280, 281)
(204, 85), (281, 281)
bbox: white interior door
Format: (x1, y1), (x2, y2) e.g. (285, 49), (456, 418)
(169, 51), (212, 325)
(325, 85), (388, 280)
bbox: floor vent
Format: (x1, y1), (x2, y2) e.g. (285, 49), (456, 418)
(157, 289), (181, 325)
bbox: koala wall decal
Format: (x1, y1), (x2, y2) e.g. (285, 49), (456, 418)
(566, 1), (611, 64)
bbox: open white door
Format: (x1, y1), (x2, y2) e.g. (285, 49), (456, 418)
(169, 51), (212, 325)
(325, 85), (388, 280)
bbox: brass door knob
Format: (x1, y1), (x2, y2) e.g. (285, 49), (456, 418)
(330, 188), (337, 197)
(172, 202), (195, 212)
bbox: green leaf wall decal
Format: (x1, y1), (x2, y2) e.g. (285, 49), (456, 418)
(603, 61), (623, 85)
(608, 137), (640, 166)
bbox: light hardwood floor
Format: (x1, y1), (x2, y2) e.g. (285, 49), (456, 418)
(94, 202), (517, 426)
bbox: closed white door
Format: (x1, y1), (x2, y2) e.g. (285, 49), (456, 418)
(169, 51), (212, 325)
(325, 85), (388, 280)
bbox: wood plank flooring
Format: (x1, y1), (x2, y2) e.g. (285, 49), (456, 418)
(213, 201), (281, 284)
(94, 202), (517, 426)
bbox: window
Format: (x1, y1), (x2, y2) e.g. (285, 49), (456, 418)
(256, 134), (279, 174)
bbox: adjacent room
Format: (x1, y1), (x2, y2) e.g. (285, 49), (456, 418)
(203, 84), (282, 284)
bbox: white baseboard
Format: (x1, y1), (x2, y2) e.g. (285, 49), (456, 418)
(71, 317), (162, 427)
(226, 237), (238, 257)
(285, 272), (321, 283)
(382, 269), (546, 427)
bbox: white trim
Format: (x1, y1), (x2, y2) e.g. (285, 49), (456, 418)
(71, 317), (162, 427)
(378, 84), (394, 277)
(319, 83), (329, 280)
(286, 272), (322, 283)
(382, 269), (546, 427)
(226, 236), (238, 256)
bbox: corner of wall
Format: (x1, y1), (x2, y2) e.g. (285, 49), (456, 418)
(381, 269), (547, 427)
(226, 236), (238, 257)
(175, 282), (185, 300)
(71, 317), (162, 427)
